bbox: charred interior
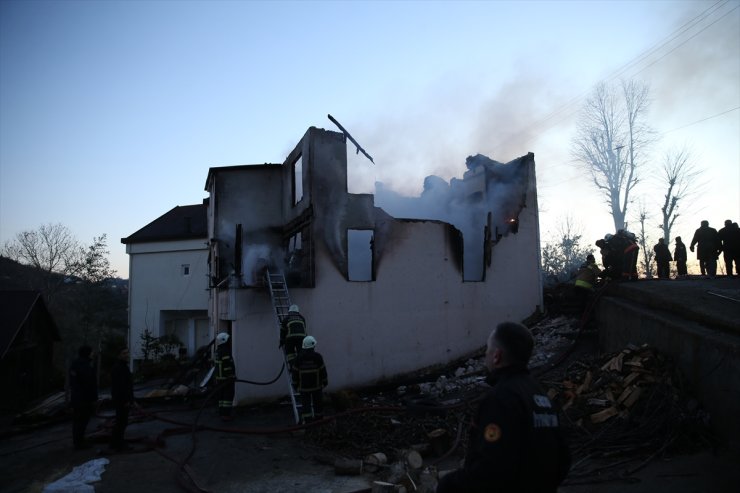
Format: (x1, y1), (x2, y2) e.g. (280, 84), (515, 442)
(206, 129), (533, 289)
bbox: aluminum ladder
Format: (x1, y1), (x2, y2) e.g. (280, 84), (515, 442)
(265, 269), (301, 423)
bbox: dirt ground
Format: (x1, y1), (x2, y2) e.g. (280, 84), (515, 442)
(1, 396), (739, 493)
(3, 299), (740, 493)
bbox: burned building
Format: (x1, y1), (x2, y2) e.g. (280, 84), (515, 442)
(202, 126), (543, 403)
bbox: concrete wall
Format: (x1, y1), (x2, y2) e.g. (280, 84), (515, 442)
(224, 166), (542, 403)
(126, 238), (209, 358)
(596, 296), (740, 447)
(205, 127), (542, 404)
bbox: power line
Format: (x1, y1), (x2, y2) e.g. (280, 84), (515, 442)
(662, 106), (740, 134)
(488, 0), (737, 155)
(536, 104), (740, 188)
(629, 3), (740, 78)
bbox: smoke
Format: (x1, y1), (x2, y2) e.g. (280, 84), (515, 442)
(648, 1), (740, 114)
(241, 243), (273, 285)
(375, 153), (530, 280)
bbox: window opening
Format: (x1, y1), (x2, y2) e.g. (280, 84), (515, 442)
(348, 229), (374, 281)
(181, 264), (190, 276)
(293, 154), (303, 205)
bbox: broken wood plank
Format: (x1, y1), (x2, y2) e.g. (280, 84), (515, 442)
(590, 406), (619, 424)
(623, 371), (641, 386)
(576, 371), (592, 395)
(622, 387), (643, 408)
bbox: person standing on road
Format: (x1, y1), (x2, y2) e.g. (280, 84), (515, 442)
(69, 345), (98, 450)
(436, 322), (571, 493)
(214, 332), (236, 421)
(718, 220), (739, 277)
(292, 336), (328, 424)
(674, 237), (688, 277)
(653, 238), (672, 279)
(690, 220), (720, 277)
(110, 348), (135, 452)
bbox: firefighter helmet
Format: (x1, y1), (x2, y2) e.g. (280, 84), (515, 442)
(302, 335), (317, 349)
(216, 332), (230, 346)
(289, 304), (300, 313)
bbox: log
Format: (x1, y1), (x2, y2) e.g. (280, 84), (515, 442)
(364, 452), (388, 473)
(398, 449), (423, 470)
(334, 458), (363, 475)
(427, 428), (450, 457)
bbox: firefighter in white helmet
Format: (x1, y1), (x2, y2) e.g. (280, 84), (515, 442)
(280, 304), (307, 368)
(214, 332), (236, 421)
(292, 335), (328, 424)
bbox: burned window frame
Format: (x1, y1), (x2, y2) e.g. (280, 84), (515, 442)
(347, 228), (375, 282)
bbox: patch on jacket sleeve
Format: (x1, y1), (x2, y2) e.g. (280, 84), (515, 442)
(483, 423), (502, 442)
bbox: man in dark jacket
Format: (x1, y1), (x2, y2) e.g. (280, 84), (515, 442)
(110, 348), (135, 451)
(718, 220), (738, 277)
(653, 238), (672, 279)
(437, 322), (571, 493)
(292, 335), (328, 424)
(69, 345), (98, 449)
(690, 220), (720, 277)
(674, 237), (688, 277)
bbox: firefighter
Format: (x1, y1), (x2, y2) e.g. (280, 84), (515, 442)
(614, 229), (639, 280)
(574, 254), (601, 314)
(292, 335), (328, 424)
(280, 304), (307, 367)
(214, 332), (236, 421)
(436, 322), (570, 492)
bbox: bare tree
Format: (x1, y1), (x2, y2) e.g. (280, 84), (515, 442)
(635, 203), (655, 278)
(657, 146), (703, 245)
(572, 80), (654, 231)
(541, 216), (592, 285)
(2, 223), (84, 300)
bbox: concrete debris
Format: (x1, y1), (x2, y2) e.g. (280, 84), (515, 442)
(310, 316), (713, 489)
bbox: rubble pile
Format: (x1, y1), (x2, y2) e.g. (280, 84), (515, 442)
(529, 316), (580, 368)
(305, 318), (713, 488)
(548, 344), (713, 483)
(306, 409), (463, 458)
(307, 316), (582, 458)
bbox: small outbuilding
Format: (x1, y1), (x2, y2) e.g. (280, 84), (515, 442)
(0, 290), (61, 409)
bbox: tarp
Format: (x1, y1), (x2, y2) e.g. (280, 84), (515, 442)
(43, 458), (109, 493)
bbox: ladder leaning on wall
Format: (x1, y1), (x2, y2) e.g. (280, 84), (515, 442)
(265, 269), (301, 424)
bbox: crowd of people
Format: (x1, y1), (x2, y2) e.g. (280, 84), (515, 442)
(590, 219), (739, 282)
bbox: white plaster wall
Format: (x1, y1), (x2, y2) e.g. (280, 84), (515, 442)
(127, 238), (209, 358)
(227, 183), (541, 404)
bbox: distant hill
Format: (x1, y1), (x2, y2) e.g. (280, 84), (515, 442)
(0, 255), (128, 360)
